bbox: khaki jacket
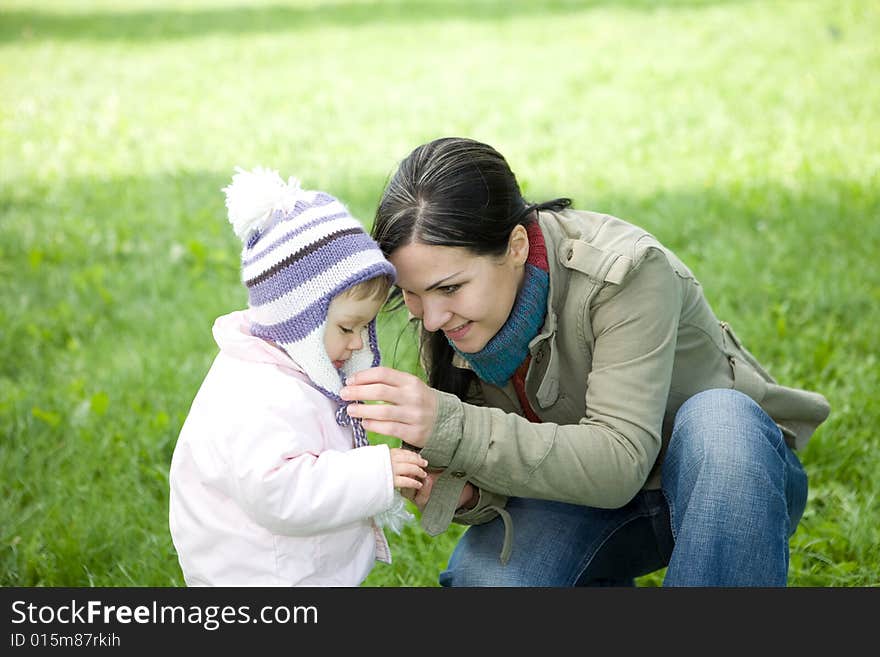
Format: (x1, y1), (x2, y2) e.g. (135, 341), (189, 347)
(418, 209), (831, 539)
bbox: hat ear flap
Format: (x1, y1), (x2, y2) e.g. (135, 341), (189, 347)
(341, 320), (380, 379)
(298, 317), (345, 398)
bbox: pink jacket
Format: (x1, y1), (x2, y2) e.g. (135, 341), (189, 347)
(169, 311), (395, 586)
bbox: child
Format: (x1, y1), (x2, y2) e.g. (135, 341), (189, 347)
(168, 167), (425, 586)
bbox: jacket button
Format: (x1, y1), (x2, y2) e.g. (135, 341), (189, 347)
(566, 248), (574, 261)
(451, 471), (465, 478)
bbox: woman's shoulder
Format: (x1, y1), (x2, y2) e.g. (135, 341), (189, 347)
(540, 208), (672, 282)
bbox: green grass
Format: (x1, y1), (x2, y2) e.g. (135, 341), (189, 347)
(1, 0), (877, 587)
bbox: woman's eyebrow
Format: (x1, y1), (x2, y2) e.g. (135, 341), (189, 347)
(424, 271), (464, 292)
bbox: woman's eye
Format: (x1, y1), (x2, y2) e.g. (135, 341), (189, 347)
(440, 284), (460, 295)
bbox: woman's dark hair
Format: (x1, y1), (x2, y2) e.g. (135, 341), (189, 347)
(372, 137), (571, 400)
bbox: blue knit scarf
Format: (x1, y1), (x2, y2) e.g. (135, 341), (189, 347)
(449, 263), (549, 386)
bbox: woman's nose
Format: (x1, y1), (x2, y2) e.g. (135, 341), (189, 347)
(421, 299), (452, 332)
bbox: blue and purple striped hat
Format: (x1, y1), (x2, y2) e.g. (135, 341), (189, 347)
(222, 167), (396, 404)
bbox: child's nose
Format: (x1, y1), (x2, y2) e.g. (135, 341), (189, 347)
(348, 332), (364, 351)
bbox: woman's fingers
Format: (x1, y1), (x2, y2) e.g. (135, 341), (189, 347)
(412, 471), (437, 508)
(344, 366), (413, 387)
(347, 402), (420, 424)
(362, 420), (424, 445)
(341, 367), (427, 404)
(341, 366), (437, 448)
(340, 382), (400, 404)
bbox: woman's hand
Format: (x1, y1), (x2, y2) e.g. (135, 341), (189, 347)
(340, 367), (438, 448)
(401, 470), (477, 512)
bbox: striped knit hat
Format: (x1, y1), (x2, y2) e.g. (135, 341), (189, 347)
(222, 167), (396, 418)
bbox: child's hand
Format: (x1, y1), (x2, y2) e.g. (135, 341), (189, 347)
(388, 447), (428, 491)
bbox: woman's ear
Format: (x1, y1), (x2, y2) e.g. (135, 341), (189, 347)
(507, 224), (529, 266)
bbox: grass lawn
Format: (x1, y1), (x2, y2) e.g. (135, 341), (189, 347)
(1, 0), (878, 586)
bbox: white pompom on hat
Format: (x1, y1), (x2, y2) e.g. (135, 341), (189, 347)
(224, 167), (303, 242)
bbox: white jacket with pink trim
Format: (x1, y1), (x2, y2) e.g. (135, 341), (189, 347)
(169, 311), (396, 586)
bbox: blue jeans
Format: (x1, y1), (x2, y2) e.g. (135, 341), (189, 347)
(439, 389), (809, 587)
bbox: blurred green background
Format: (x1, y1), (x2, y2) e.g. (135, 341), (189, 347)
(1, 0), (878, 586)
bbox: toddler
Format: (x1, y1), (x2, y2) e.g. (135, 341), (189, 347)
(169, 167), (424, 586)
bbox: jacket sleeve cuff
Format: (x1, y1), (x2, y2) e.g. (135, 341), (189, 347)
(453, 487), (508, 526)
(420, 390), (492, 474)
(417, 392), (496, 535)
(418, 390), (463, 467)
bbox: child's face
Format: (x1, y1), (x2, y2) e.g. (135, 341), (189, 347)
(323, 292), (384, 370)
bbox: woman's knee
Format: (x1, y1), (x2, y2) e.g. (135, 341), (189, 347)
(440, 499), (593, 587)
(440, 556), (527, 587)
(669, 389), (783, 467)
(662, 389), (803, 543)
(440, 533), (539, 587)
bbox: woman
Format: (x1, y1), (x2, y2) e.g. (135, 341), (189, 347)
(341, 137), (830, 586)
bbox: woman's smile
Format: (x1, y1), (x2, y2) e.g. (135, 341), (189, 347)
(443, 321), (473, 342)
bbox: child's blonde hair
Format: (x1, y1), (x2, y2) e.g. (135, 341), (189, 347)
(339, 274), (394, 303)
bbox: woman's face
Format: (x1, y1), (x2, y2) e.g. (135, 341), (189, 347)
(390, 230), (528, 353)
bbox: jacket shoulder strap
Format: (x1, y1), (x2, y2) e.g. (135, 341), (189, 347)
(559, 239), (633, 284)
